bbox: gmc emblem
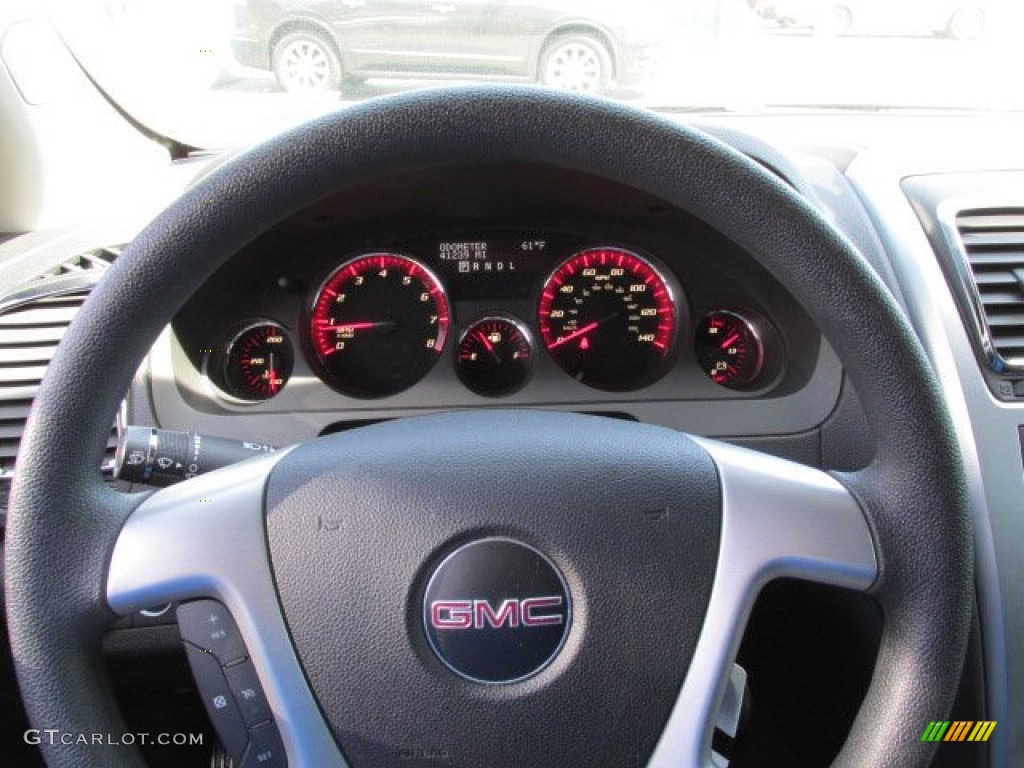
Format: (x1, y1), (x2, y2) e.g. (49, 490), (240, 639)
(429, 596), (564, 630)
(422, 538), (571, 683)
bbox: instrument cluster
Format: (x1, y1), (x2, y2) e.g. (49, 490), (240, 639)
(201, 234), (785, 404)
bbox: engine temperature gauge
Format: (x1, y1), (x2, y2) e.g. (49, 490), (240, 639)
(456, 316), (534, 397)
(695, 310), (767, 389)
(222, 321), (294, 401)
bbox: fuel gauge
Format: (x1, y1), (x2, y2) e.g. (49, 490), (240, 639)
(456, 316), (533, 397)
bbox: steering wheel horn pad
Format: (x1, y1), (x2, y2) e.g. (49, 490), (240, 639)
(6, 87), (971, 768)
(264, 411), (719, 768)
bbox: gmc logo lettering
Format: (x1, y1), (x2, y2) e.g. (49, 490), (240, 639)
(430, 596), (564, 630)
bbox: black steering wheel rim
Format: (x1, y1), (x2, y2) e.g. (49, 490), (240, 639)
(5, 86), (972, 767)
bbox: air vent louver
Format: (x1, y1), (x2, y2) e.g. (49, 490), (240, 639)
(0, 248), (120, 487)
(38, 245), (120, 280)
(955, 210), (1024, 370)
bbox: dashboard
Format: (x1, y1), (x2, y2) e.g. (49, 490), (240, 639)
(4, 102), (1024, 766)
(165, 165), (836, 448)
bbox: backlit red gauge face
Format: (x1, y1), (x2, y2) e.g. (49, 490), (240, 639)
(538, 247), (677, 390)
(456, 316), (534, 397)
(694, 310), (765, 389)
(309, 253), (450, 398)
(223, 322), (293, 402)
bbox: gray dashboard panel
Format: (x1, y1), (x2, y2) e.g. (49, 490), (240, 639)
(148, 326), (844, 443)
(846, 164), (1024, 765)
(151, 162), (846, 446)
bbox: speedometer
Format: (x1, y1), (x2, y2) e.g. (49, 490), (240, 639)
(538, 247), (678, 390)
(309, 253), (450, 398)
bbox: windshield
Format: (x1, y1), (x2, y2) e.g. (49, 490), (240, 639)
(41, 0), (1024, 148)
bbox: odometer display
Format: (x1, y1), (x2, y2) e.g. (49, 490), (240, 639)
(538, 247), (677, 390)
(309, 253), (450, 397)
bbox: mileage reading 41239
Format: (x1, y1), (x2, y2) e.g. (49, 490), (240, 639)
(436, 240), (528, 274)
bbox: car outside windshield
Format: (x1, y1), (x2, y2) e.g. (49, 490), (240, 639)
(33, 0), (1024, 148)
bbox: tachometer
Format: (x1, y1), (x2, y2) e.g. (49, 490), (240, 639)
(309, 253), (450, 397)
(538, 247), (678, 390)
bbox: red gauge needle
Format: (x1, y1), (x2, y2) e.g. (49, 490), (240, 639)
(476, 331), (495, 352)
(266, 352), (278, 394)
(720, 333), (740, 350)
(475, 330), (503, 362)
(549, 321), (601, 349)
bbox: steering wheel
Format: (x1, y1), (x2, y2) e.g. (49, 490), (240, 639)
(5, 87), (971, 768)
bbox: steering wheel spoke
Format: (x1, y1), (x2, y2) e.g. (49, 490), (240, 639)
(696, 437), (877, 590)
(107, 453), (278, 613)
(106, 450), (346, 767)
(650, 438), (877, 767)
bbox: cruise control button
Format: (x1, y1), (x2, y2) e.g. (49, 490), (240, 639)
(241, 721), (287, 767)
(177, 600), (247, 666)
(225, 660), (273, 726)
(184, 643), (249, 759)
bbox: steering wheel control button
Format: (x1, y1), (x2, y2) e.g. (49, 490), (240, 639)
(184, 642), (250, 759)
(423, 537), (571, 684)
(178, 600), (285, 765)
(225, 660), (273, 727)
(177, 600), (247, 666)
(242, 721), (288, 768)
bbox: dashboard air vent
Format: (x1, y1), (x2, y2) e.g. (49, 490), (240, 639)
(38, 245), (120, 280)
(954, 209), (1024, 371)
(0, 250), (120, 507)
